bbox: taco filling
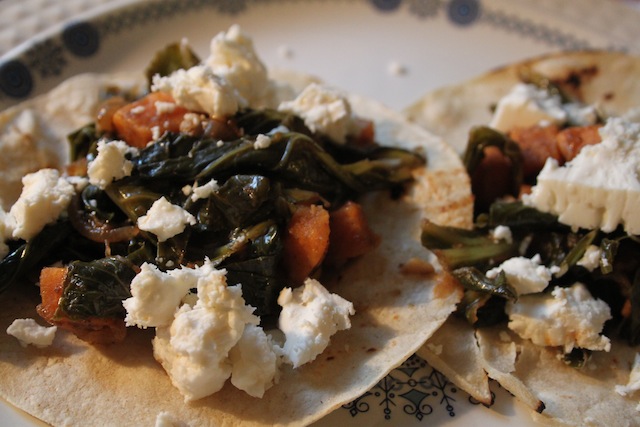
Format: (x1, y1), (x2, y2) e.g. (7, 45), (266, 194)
(0, 25), (470, 426)
(411, 53), (640, 425)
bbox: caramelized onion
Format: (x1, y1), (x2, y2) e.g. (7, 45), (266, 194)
(68, 194), (139, 243)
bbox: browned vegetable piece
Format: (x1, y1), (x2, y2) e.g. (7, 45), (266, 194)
(36, 267), (127, 344)
(556, 124), (602, 162)
(282, 204), (331, 285)
(112, 92), (189, 148)
(37, 266), (67, 323)
(326, 201), (380, 268)
(471, 146), (514, 213)
(350, 117), (376, 147)
(65, 158), (88, 177)
(508, 124), (562, 180)
(95, 96), (128, 133)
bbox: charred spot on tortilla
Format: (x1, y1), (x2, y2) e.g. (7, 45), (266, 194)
(553, 65), (600, 96)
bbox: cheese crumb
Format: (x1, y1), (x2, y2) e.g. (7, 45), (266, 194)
(154, 101), (177, 114)
(152, 65), (243, 117)
(507, 283), (611, 353)
(7, 318), (57, 348)
(229, 324), (281, 398)
(9, 168), (75, 241)
(278, 278), (355, 368)
(577, 245), (602, 272)
(486, 254), (555, 296)
(278, 83), (353, 144)
(615, 353), (640, 397)
(190, 179), (219, 202)
(152, 265), (258, 401)
(387, 60), (407, 77)
(253, 134), (272, 150)
(205, 24), (272, 109)
(123, 262), (196, 328)
(491, 225), (513, 244)
(137, 197), (196, 242)
(87, 140), (138, 189)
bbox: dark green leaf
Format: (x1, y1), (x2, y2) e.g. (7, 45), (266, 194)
(58, 256), (137, 320)
(144, 42), (201, 89)
(453, 267), (518, 302)
(0, 222), (74, 292)
(67, 123), (100, 162)
(421, 220), (515, 269)
(478, 201), (563, 231)
(463, 126), (524, 200)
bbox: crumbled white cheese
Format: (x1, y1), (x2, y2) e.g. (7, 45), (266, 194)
(486, 254), (555, 296)
(506, 283), (611, 353)
(205, 24), (273, 109)
(137, 197), (196, 242)
(577, 244), (602, 272)
(277, 45), (294, 60)
(65, 175), (90, 193)
(387, 60), (408, 77)
(152, 65), (243, 117)
(524, 117), (640, 234)
(563, 102), (599, 127)
(123, 262), (196, 328)
(490, 83), (567, 132)
(615, 353), (640, 397)
(150, 125), (162, 141)
(278, 83), (353, 144)
(130, 105), (146, 115)
(6, 318), (57, 348)
(253, 134), (272, 150)
(87, 140), (138, 189)
(277, 278), (355, 368)
(154, 101), (177, 115)
(491, 225), (513, 244)
(268, 124), (290, 135)
(154, 411), (180, 427)
(190, 179), (219, 202)
(152, 266), (258, 401)
(8, 168), (75, 241)
(229, 324), (281, 398)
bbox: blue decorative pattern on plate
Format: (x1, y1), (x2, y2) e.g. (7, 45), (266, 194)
(2, 0), (638, 108)
(0, 1), (639, 425)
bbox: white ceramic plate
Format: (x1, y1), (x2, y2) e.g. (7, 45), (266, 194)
(1, 0), (639, 425)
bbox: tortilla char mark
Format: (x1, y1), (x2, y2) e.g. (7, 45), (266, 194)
(547, 64), (600, 102)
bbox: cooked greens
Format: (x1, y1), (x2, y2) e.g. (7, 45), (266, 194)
(1, 107), (424, 323)
(422, 200), (640, 344)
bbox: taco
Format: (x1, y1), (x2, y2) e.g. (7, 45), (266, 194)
(405, 51), (640, 425)
(0, 26), (472, 426)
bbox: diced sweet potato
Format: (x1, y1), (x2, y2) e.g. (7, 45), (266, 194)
(556, 124), (602, 162)
(36, 266), (126, 344)
(112, 92), (189, 148)
(37, 266), (67, 323)
(325, 201), (380, 268)
(508, 124), (562, 179)
(282, 204), (331, 285)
